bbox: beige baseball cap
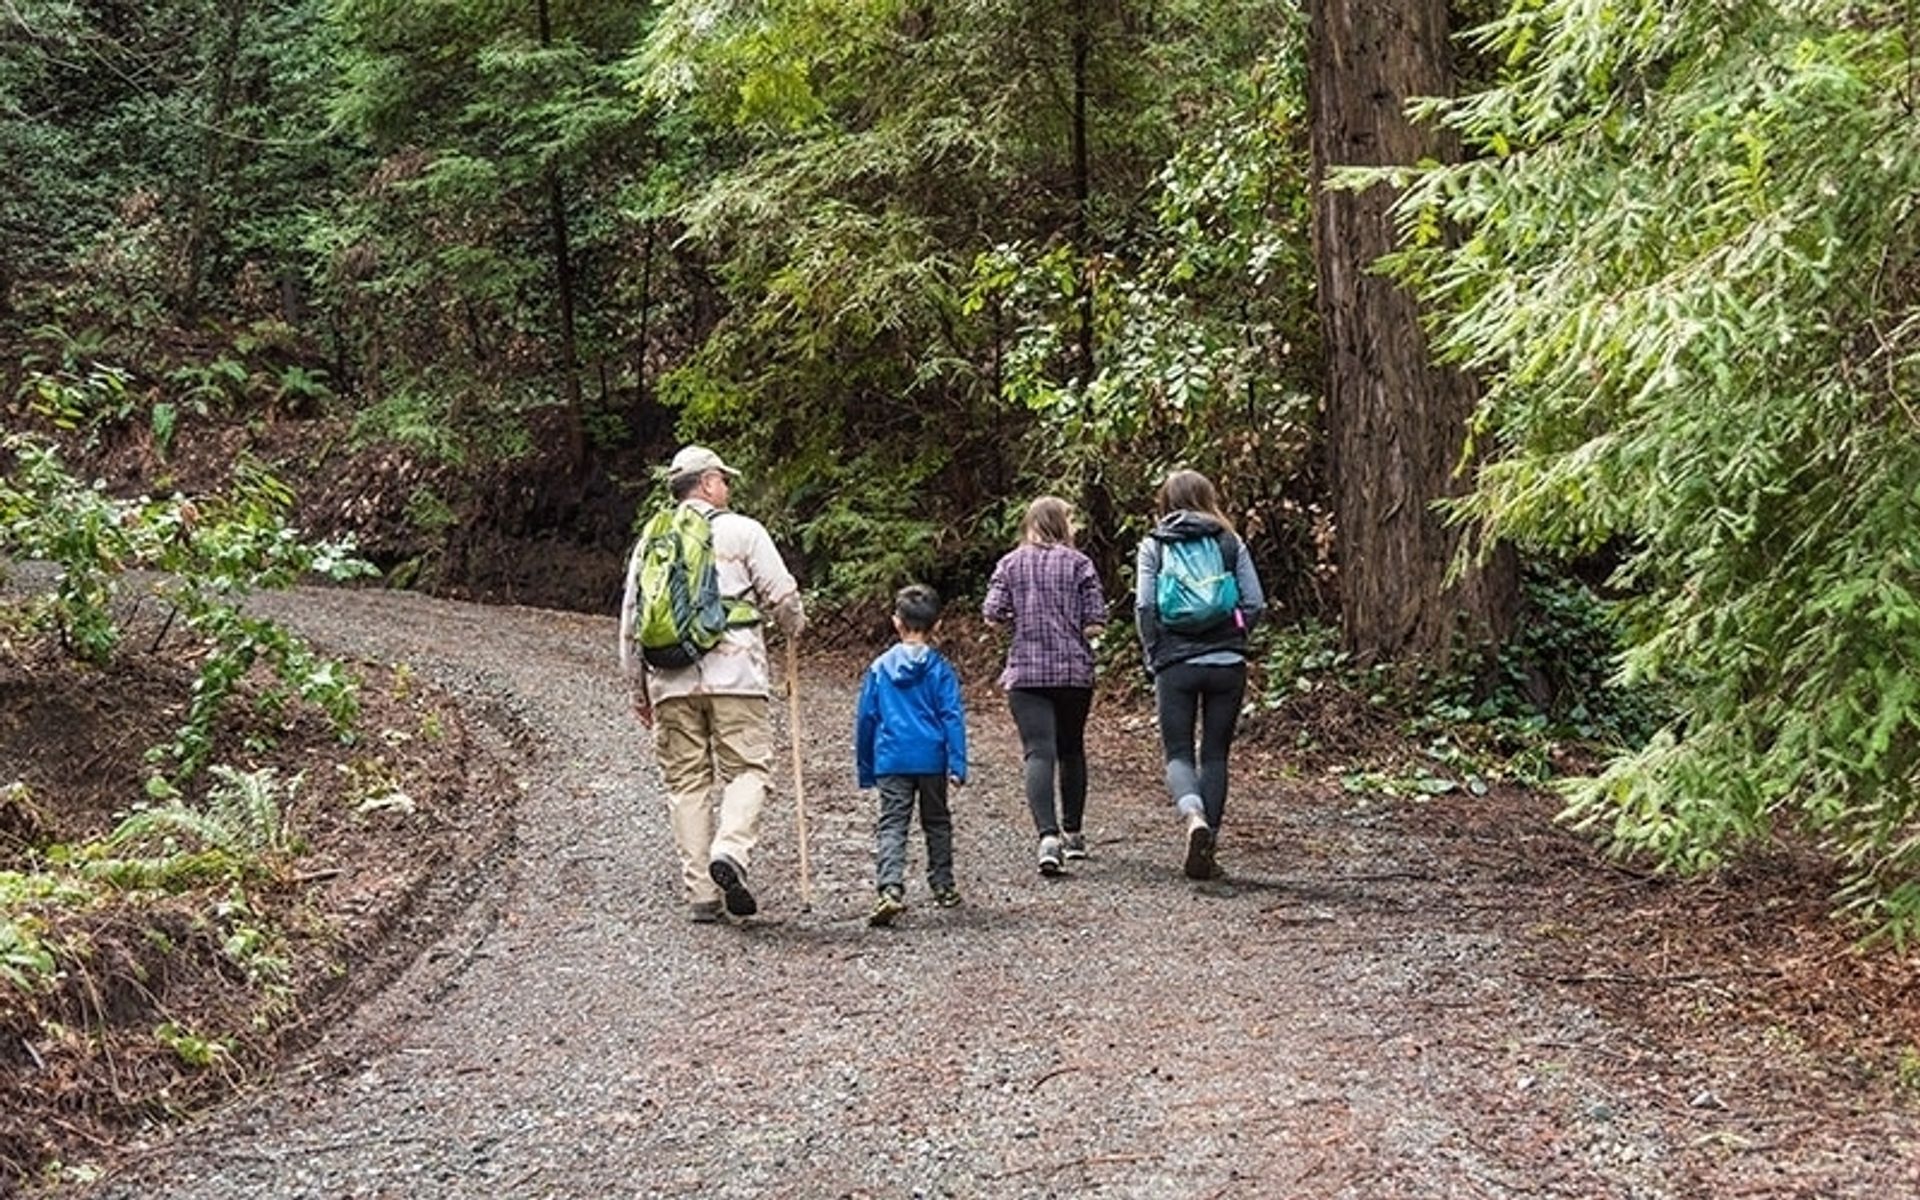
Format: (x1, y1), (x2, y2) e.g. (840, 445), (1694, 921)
(667, 445), (741, 479)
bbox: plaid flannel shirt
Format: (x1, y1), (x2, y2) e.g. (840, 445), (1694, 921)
(981, 542), (1107, 690)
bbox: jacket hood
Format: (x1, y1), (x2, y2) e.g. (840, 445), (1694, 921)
(876, 642), (935, 685)
(1153, 510), (1228, 541)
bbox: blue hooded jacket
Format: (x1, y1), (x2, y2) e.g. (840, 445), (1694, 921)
(855, 642), (968, 788)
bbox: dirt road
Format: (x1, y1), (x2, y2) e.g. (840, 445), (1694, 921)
(82, 587), (1919, 1199)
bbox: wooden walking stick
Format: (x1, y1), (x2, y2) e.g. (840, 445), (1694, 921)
(787, 638), (814, 912)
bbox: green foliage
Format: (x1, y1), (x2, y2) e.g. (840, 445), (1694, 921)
(1427, 573), (1670, 754)
(1247, 573), (1670, 790)
(147, 465), (373, 784)
(638, 0), (1325, 593)
(16, 329), (323, 461)
(0, 897), (61, 991)
(349, 382), (470, 463)
(793, 450), (946, 604)
(0, 432), (375, 789)
(167, 358), (251, 414)
(0, 926), (57, 991)
(212, 885), (291, 987)
(1386, 0), (1920, 940)
(153, 1021), (235, 1068)
(7, 0), (1330, 614)
(68, 848), (243, 892)
(320, 0), (656, 448)
(967, 33), (1320, 517)
(17, 362), (140, 448)
(1253, 617), (1348, 688)
(404, 485), (458, 533)
(0, 429), (145, 663)
(113, 767), (301, 859)
(3, 2), (365, 352)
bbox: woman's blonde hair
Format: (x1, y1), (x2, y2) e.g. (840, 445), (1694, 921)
(1020, 495), (1075, 546)
(1155, 469), (1234, 532)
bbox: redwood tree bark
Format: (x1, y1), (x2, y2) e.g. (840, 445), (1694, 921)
(1307, 0), (1515, 667)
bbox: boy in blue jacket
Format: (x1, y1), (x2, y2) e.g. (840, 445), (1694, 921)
(855, 583), (969, 926)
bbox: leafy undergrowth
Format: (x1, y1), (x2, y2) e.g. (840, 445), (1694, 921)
(0, 636), (511, 1191)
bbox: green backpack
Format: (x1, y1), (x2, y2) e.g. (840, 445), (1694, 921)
(633, 504), (759, 669)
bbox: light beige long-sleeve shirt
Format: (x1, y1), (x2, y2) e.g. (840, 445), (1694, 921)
(618, 499), (805, 704)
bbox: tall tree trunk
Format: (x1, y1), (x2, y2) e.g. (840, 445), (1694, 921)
(535, 0), (586, 469)
(176, 0), (249, 320)
(1307, 0), (1516, 668)
(1069, 0), (1095, 390)
(1066, 0), (1122, 577)
(632, 218), (657, 441)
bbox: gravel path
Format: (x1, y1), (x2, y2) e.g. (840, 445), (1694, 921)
(82, 587), (1919, 1199)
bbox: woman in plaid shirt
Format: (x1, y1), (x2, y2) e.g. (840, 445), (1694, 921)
(982, 496), (1109, 874)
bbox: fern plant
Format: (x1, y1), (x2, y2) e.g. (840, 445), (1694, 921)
(112, 767), (300, 859)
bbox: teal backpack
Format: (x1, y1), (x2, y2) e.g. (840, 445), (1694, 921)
(633, 505), (758, 669)
(1155, 534), (1240, 632)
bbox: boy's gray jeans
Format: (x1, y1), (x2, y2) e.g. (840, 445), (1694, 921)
(874, 773), (955, 892)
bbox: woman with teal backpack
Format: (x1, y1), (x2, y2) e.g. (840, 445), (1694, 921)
(1136, 470), (1266, 880)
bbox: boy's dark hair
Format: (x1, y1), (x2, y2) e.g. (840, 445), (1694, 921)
(894, 583), (942, 633)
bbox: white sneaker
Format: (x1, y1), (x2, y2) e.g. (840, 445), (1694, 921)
(1060, 831), (1088, 861)
(1037, 835), (1064, 876)
(1183, 811), (1216, 880)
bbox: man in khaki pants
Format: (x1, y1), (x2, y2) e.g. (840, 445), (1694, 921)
(619, 446), (806, 923)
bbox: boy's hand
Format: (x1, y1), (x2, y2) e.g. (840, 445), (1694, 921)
(950, 774), (966, 788)
(631, 692), (654, 729)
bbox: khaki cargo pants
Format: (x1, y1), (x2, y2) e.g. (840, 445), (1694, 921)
(652, 694), (772, 905)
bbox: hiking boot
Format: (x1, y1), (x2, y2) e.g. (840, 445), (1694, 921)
(868, 887), (906, 927)
(931, 886), (963, 909)
(688, 900), (723, 924)
(1037, 834), (1064, 876)
(1183, 812), (1216, 881)
(1060, 831), (1088, 861)
(708, 855), (758, 917)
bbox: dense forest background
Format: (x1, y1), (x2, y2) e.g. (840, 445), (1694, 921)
(2, 0), (1918, 1186)
(5, 0), (1339, 615)
(3, 1), (1916, 929)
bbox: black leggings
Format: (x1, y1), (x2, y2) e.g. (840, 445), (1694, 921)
(1007, 686), (1093, 837)
(1154, 660), (1247, 830)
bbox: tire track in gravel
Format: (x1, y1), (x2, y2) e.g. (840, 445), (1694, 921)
(80, 587), (1918, 1200)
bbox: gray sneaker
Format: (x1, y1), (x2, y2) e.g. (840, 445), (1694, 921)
(688, 900), (723, 924)
(1038, 834), (1064, 876)
(1060, 831), (1088, 861)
